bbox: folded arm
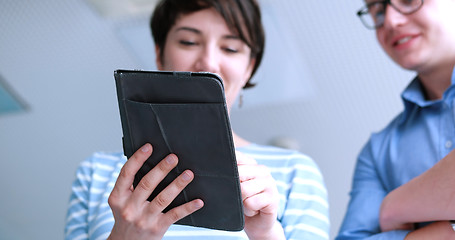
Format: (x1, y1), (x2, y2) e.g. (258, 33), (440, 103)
(380, 149), (455, 232)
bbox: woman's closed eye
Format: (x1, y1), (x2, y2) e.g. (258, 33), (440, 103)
(221, 40), (248, 54)
(222, 46), (239, 54)
(179, 40), (198, 46)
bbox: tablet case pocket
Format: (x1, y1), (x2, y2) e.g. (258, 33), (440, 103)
(124, 99), (243, 231)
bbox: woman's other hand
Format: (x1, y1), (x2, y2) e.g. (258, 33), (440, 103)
(107, 143), (204, 240)
(236, 151), (285, 240)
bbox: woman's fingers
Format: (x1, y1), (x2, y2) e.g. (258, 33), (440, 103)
(148, 170), (195, 213)
(235, 150), (257, 165)
(240, 173), (278, 216)
(243, 190), (276, 217)
(236, 155), (279, 219)
(110, 143), (153, 202)
(131, 154), (179, 204)
(159, 199), (204, 228)
(240, 176), (267, 201)
(108, 143), (204, 239)
(237, 164), (270, 182)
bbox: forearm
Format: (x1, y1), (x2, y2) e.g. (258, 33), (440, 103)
(404, 221), (455, 240)
(379, 177), (424, 231)
(380, 150), (455, 231)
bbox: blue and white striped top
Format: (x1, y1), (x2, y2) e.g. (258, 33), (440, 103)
(65, 143), (329, 240)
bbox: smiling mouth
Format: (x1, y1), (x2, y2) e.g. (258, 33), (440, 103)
(394, 36), (413, 46)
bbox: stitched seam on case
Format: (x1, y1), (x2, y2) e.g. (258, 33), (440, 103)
(149, 104), (173, 153)
(149, 104), (195, 225)
(192, 173), (234, 178)
(124, 100), (135, 157)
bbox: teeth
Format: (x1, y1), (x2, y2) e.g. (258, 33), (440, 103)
(397, 36), (412, 45)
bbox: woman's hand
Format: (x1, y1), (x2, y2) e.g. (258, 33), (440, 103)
(107, 143), (204, 240)
(236, 151), (285, 240)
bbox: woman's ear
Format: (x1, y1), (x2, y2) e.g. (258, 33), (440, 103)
(243, 58), (256, 86)
(155, 45), (163, 70)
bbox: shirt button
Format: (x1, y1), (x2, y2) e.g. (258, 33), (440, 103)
(445, 140), (453, 149)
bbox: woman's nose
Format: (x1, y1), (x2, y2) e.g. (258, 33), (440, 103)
(194, 46), (220, 73)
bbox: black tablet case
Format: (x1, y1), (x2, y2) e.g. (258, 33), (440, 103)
(114, 70), (244, 231)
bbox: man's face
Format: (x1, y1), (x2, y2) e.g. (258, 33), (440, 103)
(375, 0), (455, 74)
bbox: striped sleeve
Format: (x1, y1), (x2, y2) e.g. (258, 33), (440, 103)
(281, 154), (329, 240)
(65, 152), (122, 240)
(65, 159), (92, 240)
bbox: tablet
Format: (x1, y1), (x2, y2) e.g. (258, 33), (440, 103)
(114, 70), (244, 231)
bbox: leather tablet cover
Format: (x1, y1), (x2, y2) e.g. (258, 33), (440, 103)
(114, 70), (244, 231)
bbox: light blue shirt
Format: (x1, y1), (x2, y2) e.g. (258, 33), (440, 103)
(337, 67), (455, 239)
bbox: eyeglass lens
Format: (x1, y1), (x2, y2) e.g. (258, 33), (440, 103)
(359, 0), (423, 29)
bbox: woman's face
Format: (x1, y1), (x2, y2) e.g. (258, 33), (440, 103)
(376, 0), (455, 74)
(156, 8), (255, 111)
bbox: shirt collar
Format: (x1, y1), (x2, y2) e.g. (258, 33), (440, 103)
(400, 66), (455, 123)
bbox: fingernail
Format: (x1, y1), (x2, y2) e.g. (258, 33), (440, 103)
(182, 171), (192, 181)
(166, 154), (176, 164)
(141, 144), (151, 153)
(194, 199), (204, 209)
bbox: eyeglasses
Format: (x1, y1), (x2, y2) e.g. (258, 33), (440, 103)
(357, 0), (424, 29)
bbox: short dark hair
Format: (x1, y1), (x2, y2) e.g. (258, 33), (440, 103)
(150, 0), (265, 88)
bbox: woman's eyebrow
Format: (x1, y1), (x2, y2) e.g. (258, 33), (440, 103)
(175, 26), (241, 41)
(175, 26), (201, 34)
(223, 35), (241, 40)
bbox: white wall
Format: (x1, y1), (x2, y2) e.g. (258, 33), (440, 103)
(0, 0), (414, 239)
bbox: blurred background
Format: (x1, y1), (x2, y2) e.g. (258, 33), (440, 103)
(0, 0), (414, 239)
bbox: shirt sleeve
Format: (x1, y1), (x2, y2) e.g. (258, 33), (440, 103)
(336, 140), (411, 240)
(281, 155), (330, 240)
(64, 159), (92, 240)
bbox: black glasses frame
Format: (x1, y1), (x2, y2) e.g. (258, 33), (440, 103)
(357, 0), (424, 29)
